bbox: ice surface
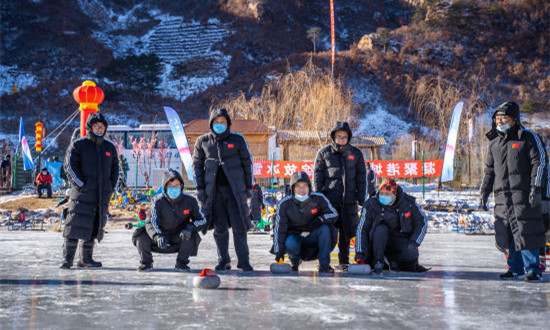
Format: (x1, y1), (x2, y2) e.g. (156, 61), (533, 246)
(0, 229), (548, 329)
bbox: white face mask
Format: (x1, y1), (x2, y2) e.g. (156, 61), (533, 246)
(497, 123), (511, 133)
(294, 194), (309, 202)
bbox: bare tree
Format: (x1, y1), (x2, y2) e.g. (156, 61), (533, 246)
(307, 27), (322, 54)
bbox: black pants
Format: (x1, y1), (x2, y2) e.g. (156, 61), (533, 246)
(135, 231), (194, 265)
(335, 204), (358, 265)
(37, 183), (52, 198)
(372, 223), (418, 264)
(212, 185), (249, 265)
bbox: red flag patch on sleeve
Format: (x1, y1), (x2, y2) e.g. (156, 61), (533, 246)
(512, 143), (519, 149)
(105, 151), (111, 156)
(311, 208), (318, 214)
(183, 209), (190, 215)
(348, 155), (355, 160)
(228, 144), (234, 149)
(405, 211), (411, 218)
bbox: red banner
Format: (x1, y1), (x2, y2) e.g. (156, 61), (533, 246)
(330, 0), (335, 67)
(253, 160), (443, 178)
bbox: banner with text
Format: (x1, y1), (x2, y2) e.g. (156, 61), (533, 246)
(253, 160), (443, 178)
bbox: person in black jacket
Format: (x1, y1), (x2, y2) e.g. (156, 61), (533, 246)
(248, 183), (265, 227)
(132, 170), (206, 272)
(355, 179), (428, 274)
(272, 171), (339, 273)
(480, 101), (547, 282)
(192, 108), (254, 272)
(60, 113), (119, 269)
(313, 121), (366, 269)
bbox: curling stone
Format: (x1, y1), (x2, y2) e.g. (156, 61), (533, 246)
(348, 263), (372, 275)
(270, 258), (291, 274)
(193, 269), (221, 289)
(125, 223), (133, 230)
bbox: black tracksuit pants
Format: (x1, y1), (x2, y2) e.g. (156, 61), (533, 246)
(372, 223), (418, 265)
(335, 204), (358, 265)
(135, 231), (194, 265)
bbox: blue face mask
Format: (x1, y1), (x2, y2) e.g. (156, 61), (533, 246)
(166, 187), (181, 200)
(496, 123), (510, 133)
(212, 123), (227, 134)
(93, 132), (104, 137)
(378, 195), (393, 206)
(294, 194), (309, 202)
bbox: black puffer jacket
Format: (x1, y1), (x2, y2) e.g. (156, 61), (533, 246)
(480, 109), (547, 251)
(145, 170), (207, 239)
(355, 187), (427, 262)
(272, 172), (339, 261)
(313, 122), (367, 206)
(192, 108), (253, 233)
(248, 183), (265, 220)
(63, 113), (119, 241)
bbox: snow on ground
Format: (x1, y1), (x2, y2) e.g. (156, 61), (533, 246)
(0, 65), (37, 97)
(0, 230), (547, 329)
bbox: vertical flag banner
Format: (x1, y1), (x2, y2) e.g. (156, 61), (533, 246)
(330, 0), (335, 68)
(19, 117), (34, 171)
(468, 118), (474, 145)
(164, 106), (195, 182)
(441, 102), (464, 182)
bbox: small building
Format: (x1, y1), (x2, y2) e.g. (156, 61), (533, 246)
(276, 130), (386, 161)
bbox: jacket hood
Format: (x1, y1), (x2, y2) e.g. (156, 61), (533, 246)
(486, 102), (522, 141)
(289, 171), (312, 194)
(330, 121), (353, 144)
(209, 108), (232, 129)
(85, 113), (109, 133)
(162, 169), (184, 198)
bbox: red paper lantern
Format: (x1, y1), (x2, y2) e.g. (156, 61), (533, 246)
(73, 80), (104, 137)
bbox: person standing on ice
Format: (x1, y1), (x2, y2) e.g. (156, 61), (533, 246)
(192, 108), (254, 272)
(480, 101), (546, 282)
(132, 169), (206, 272)
(355, 179), (428, 274)
(272, 171), (339, 273)
(248, 183), (265, 228)
(313, 121), (366, 270)
(60, 113), (119, 269)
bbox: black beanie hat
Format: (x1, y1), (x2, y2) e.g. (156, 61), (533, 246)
(493, 102), (520, 120)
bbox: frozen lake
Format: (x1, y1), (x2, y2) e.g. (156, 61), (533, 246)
(0, 229), (548, 329)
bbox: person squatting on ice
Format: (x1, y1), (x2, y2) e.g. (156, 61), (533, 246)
(355, 179), (429, 274)
(60, 113), (119, 269)
(132, 170), (206, 272)
(272, 171), (339, 273)
(313, 121), (366, 270)
(192, 108), (255, 272)
(480, 101), (547, 282)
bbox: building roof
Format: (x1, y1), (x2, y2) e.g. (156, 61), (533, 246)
(277, 130), (386, 147)
(184, 119), (274, 135)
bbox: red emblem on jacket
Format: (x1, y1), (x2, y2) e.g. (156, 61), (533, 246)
(405, 212), (411, 218)
(512, 143), (519, 149)
(183, 209), (190, 215)
(228, 144), (234, 148)
(348, 155), (355, 160)
(105, 151), (111, 156)
(311, 208), (318, 214)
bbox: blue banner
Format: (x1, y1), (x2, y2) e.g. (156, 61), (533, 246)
(46, 161), (63, 186)
(441, 102), (464, 182)
(164, 106), (195, 182)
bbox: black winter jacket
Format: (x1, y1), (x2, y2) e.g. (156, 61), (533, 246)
(145, 170), (207, 239)
(314, 122), (367, 206)
(248, 183), (265, 220)
(481, 119), (547, 251)
(272, 172), (339, 260)
(192, 108), (253, 233)
(63, 114), (119, 241)
(355, 187), (427, 262)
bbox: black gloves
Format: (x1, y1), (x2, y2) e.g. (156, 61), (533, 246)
(180, 224), (196, 241)
(529, 187), (541, 209)
(155, 235), (167, 249)
(197, 189), (206, 203)
(480, 194), (489, 211)
(308, 216), (325, 231)
(275, 252), (285, 262)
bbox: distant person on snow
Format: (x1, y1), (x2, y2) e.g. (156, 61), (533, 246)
(313, 121), (367, 270)
(60, 113), (119, 269)
(272, 171), (339, 273)
(355, 179), (429, 274)
(366, 162), (377, 198)
(480, 101), (547, 282)
(248, 183), (265, 228)
(35, 167), (53, 198)
(192, 108), (255, 272)
(132, 170), (206, 272)
(1, 154), (11, 187)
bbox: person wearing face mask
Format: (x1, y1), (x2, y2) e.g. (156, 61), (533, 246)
(35, 167), (53, 198)
(480, 101), (547, 282)
(60, 113), (119, 269)
(313, 121), (366, 271)
(355, 179), (428, 274)
(132, 170), (206, 272)
(271, 171), (339, 273)
(192, 108), (255, 272)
